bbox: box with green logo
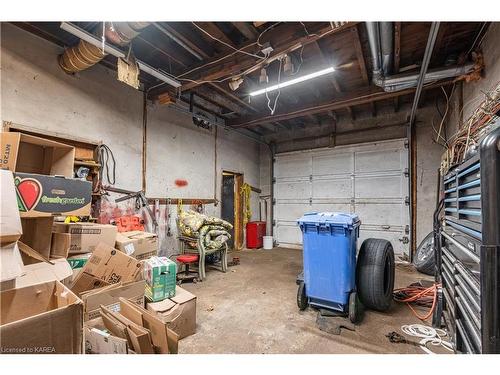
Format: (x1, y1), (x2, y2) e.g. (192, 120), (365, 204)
(13, 172), (92, 218)
(144, 256), (177, 302)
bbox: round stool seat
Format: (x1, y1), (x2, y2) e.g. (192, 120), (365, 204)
(177, 254), (199, 264)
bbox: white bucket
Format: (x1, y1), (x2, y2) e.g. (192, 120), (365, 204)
(263, 236), (273, 250)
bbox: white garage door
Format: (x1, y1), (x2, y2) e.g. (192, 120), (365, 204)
(274, 139), (410, 256)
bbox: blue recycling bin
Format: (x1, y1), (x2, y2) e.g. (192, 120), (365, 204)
(297, 212), (361, 312)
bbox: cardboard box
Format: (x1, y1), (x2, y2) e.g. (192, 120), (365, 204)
(1, 170), (24, 286)
(0, 170), (23, 244)
(144, 256), (177, 302)
(85, 317), (129, 354)
(52, 222), (117, 257)
(14, 172), (92, 218)
(0, 280), (83, 353)
(19, 217), (54, 264)
(115, 231), (158, 260)
(67, 253), (92, 284)
(71, 243), (142, 294)
(80, 280), (146, 321)
(147, 286), (196, 340)
(15, 258), (73, 289)
(1, 132), (75, 177)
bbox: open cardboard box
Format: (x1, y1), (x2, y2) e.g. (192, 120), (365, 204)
(80, 280), (145, 321)
(85, 317), (129, 354)
(71, 243), (143, 295)
(1, 131), (75, 177)
(0, 280), (83, 353)
(147, 285), (197, 340)
(20, 217), (54, 264)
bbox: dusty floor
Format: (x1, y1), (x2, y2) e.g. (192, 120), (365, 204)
(180, 247), (433, 354)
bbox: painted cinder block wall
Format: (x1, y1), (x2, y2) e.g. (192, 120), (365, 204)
(1, 23), (261, 256)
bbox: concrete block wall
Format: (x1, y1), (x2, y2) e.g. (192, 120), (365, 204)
(1, 23), (261, 256)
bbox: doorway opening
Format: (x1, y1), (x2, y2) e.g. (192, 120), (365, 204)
(221, 171), (244, 250)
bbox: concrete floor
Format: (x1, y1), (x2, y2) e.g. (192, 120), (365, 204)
(180, 247), (434, 354)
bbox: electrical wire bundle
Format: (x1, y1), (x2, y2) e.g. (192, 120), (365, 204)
(393, 282), (440, 321)
(440, 81), (500, 172)
(95, 144), (116, 192)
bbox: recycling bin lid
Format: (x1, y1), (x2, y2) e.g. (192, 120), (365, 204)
(297, 212), (360, 227)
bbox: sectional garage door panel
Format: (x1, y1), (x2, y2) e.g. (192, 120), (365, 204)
(274, 139), (410, 256)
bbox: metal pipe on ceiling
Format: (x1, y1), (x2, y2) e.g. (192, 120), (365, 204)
(365, 22), (474, 93)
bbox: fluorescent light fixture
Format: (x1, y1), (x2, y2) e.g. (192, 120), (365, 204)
(60, 22), (181, 88)
(249, 66), (335, 96)
(136, 61), (181, 88)
(60, 22), (125, 58)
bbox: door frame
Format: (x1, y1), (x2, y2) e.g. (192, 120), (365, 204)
(221, 170), (244, 250)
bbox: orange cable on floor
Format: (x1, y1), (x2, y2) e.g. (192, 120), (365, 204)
(393, 283), (441, 321)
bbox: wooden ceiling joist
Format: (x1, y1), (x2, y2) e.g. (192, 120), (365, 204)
(232, 22), (259, 40)
(228, 79), (457, 128)
(171, 22), (356, 93)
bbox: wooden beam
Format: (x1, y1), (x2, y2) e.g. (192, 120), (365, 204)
(253, 22), (267, 28)
(229, 79), (457, 128)
(371, 102), (377, 117)
(232, 22), (259, 40)
(175, 22), (356, 92)
(194, 22), (236, 47)
(351, 25), (370, 85)
(347, 107), (356, 121)
(158, 23), (211, 59)
(195, 86), (248, 114)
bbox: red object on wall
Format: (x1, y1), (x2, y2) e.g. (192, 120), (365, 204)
(114, 215), (144, 232)
(246, 221), (266, 249)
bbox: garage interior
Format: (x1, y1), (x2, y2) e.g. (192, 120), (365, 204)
(0, 18), (499, 356)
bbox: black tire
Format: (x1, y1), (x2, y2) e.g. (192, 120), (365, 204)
(348, 291), (362, 324)
(356, 238), (395, 312)
(297, 282), (307, 310)
(413, 232), (436, 276)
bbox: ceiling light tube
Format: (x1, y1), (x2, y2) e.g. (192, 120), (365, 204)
(249, 66), (335, 97)
(60, 22), (181, 88)
(60, 22), (125, 58)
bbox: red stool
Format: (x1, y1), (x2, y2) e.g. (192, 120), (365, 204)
(176, 254), (199, 284)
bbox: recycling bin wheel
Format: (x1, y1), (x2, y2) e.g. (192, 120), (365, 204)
(348, 291), (362, 324)
(297, 282), (308, 310)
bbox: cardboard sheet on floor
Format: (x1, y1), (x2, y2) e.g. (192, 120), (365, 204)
(85, 317), (129, 354)
(119, 297), (178, 354)
(100, 304), (154, 354)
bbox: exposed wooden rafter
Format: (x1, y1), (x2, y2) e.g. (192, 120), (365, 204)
(228, 79), (457, 128)
(165, 22), (356, 94)
(232, 22), (259, 40)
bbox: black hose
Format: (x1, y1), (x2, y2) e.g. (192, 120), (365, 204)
(97, 144), (116, 186)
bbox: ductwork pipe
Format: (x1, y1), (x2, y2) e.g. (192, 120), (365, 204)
(365, 22), (476, 92)
(59, 22), (150, 74)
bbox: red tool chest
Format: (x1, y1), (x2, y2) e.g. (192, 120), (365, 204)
(246, 221), (266, 249)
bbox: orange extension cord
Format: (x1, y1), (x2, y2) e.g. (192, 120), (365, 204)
(393, 283), (441, 321)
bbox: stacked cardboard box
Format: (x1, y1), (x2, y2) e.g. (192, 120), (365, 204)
(144, 256), (177, 302)
(115, 230), (158, 260)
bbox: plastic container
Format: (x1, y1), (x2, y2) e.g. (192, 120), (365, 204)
(246, 221), (266, 249)
(263, 236), (273, 250)
(297, 212), (360, 311)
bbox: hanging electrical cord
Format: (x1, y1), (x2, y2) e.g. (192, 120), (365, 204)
(191, 22), (265, 60)
(265, 57), (283, 115)
(393, 282), (440, 321)
(97, 144), (116, 187)
(257, 22), (281, 46)
(177, 23), (339, 86)
(400, 324), (453, 354)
